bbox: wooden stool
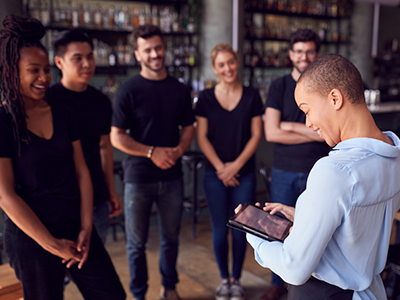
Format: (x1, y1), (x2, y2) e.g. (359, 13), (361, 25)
(0, 264), (23, 300)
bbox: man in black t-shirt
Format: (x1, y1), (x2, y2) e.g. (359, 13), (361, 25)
(262, 29), (331, 300)
(111, 25), (195, 300)
(50, 29), (123, 244)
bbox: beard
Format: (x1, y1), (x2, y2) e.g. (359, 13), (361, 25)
(141, 56), (165, 73)
(293, 59), (311, 74)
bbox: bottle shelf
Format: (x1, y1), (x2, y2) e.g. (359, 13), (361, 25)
(245, 7), (345, 20)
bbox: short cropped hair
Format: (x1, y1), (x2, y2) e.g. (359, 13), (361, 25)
(210, 43), (238, 66)
(290, 29), (321, 53)
(132, 24), (163, 50)
(52, 29), (93, 57)
(298, 54), (365, 105)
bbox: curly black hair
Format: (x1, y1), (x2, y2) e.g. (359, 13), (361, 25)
(0, 14), (47, 150)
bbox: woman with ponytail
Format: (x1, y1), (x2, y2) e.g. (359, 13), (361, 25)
(0, 14), (125, 300)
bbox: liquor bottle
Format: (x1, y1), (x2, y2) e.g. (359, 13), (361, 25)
(145, 7), (152, 25)
(108, 5), (116, 29)
(165, 40), (174, 66)
(117, 41), (125, 65)
(108, 46), (117, 66)
(131, 7), (140, 29)
(71, 1), (79, 27)
(59, 0), (67, 26)
(94, 4), (102, 28)
(40, 0), (50, 26)
(65, 0), (73, 27)
(53, 0), (61, 24)
(124, 45), (133, 65)
(163, 7), (172, 33)
(152, 6), (159, 27)
(102, 5), (109, 29)
(139, 7), (146, 26)
(29, 0), (40, 20)
(122, 6), (130, 29)
(114, 5), (122, 28)
(83, 2), (91, 27)
(172, 11), (179, 32)
(78, 3), (85, 27)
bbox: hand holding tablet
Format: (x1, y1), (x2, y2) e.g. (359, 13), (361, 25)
(228, 203), (293, 242)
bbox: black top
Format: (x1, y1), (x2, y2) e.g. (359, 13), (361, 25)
(112, 74), (195, 183)
(195, 86), (263, 175)
(265, 74), (330, 173)
(49, 83), (111, 206)
(0, 102), (81, 223)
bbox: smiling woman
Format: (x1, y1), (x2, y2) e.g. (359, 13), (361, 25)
(0, 14), (125, 300)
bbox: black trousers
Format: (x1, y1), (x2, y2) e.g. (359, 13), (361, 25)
(288, 276), (353, 300)
(4, 219), (126, 300)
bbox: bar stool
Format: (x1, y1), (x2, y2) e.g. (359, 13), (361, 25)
(109, 161), (125, 241)
(181, 151), (206, 239)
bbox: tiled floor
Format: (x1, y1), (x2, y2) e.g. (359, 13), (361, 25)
(65, 212), (288, 300)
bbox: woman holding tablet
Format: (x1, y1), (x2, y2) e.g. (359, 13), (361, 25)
(241, 54), (400, 300)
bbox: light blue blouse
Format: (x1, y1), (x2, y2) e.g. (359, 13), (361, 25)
(247, 131), (400, 300)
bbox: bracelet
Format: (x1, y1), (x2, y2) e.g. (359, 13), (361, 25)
(147, 146), (155, 158)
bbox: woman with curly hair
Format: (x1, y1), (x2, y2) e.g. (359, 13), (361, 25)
(0, 14), (125, 300)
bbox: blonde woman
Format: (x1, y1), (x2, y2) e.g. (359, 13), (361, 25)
(195, 44), (263, 300)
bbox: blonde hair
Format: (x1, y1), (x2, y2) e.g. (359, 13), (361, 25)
(210, 43), (238, 66)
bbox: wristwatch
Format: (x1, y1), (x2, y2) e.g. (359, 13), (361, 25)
(147, 146), (155, 158)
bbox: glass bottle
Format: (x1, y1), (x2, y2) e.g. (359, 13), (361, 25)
(83, 2), (91, 27)
(102, 5), (109, 29)
(29, 0), (40, 20)
(94, 3), (102, 28)
(40, 0), (50, 26)
(71, 1), (79, 27)
(108, 5), (116, 29)
(145, 7), (152, 24)
(114, 5), (122, 28)
(139, 7), (146, 26)
(65, 0), (73, 27)
(152, 6), (159, 27)
(53, 0), (61, 24)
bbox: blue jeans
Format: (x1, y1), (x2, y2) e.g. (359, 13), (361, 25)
(203, 169), (256, 280)
(124, 178), (183, 300)
(270, 168), (308, 287)
(93, 202), (109, 244)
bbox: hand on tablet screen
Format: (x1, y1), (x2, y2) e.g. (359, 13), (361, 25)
(263, 203), (295, 222)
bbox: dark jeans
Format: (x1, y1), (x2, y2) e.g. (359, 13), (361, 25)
(203, 168), (256, 279)
(4, 219), (126, 300)
(270, 168), (309, 287)
(124, 178), (183, 300)
(288, 276), (353, 300)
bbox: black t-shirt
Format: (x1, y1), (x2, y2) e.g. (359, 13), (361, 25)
(112, 74), (195, 183)
(49, 83), (111, 206)
(195, 86), (263, 175)
(265, 74), (330, 173)
(0, 102), (81, 223)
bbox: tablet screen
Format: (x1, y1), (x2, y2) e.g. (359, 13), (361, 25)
(232, 204), (292, 241)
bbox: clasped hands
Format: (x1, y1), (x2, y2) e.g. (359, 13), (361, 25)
(150, 146), (183, 170)
(49, 228), (91, 269)
(216, 162), (241, 187)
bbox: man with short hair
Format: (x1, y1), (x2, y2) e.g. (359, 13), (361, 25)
(50, 29), (123, 244)
(110, 24), (195, 300)
(262, 29), (331, 300)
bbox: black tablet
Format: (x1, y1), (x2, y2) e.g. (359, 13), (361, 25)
(227, 202), (293, 242)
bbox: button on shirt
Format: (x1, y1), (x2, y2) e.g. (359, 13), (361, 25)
(247, 131), (400, 300)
